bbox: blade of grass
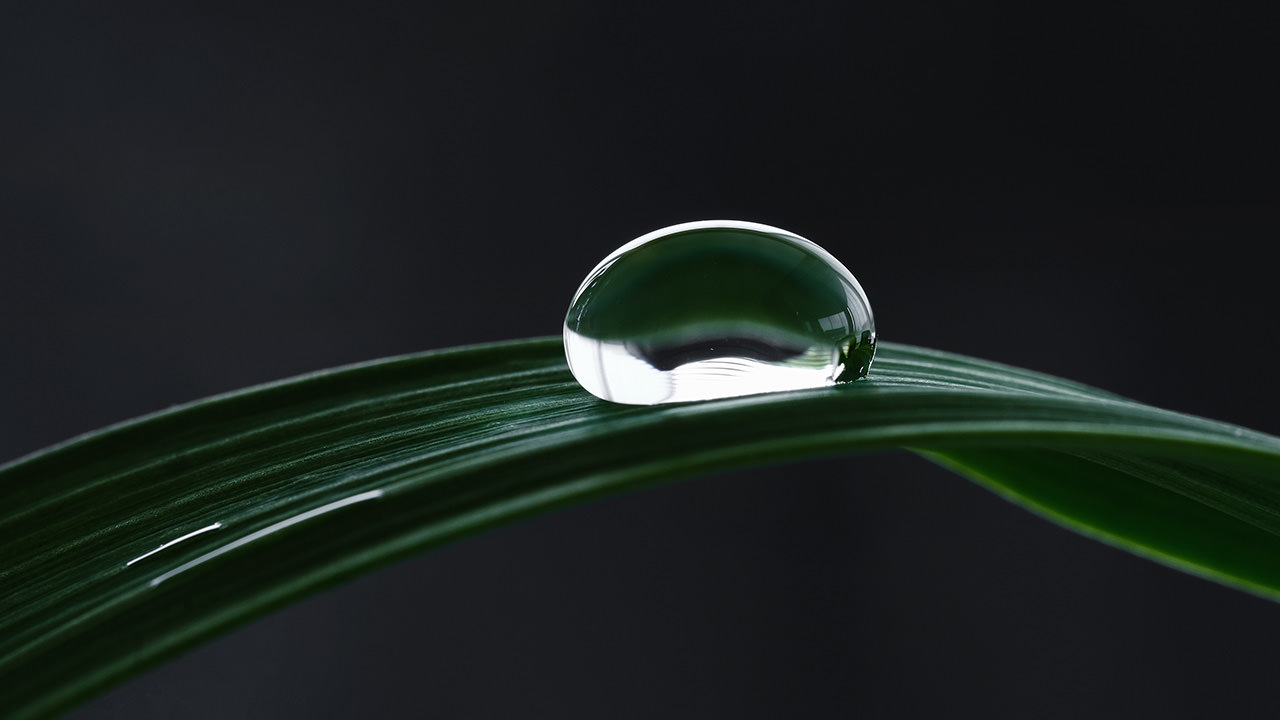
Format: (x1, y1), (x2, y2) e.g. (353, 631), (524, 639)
(3, 337), (1280, 718)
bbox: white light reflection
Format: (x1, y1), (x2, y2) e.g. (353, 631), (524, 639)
(148, 490), (384, 587)
(125, 522), (223, 567)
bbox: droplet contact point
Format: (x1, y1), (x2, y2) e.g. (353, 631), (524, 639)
(564, 220), (877, 405)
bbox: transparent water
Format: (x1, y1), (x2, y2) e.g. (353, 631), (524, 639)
(564, 220), (876, 405)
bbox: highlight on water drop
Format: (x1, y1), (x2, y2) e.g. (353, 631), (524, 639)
(563, 220), (876, 405)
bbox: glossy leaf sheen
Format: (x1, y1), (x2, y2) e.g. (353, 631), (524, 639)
(4, 338), (1280, 718)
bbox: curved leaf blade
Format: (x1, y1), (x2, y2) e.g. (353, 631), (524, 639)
(3, 338), (1279, 718)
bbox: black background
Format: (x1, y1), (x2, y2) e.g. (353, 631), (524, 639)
(3, 3), (1279, 718)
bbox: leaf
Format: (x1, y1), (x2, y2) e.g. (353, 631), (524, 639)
(3, 337), (1280, 718)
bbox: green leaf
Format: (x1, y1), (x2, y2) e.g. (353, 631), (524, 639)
(4, 337), (1280, 718)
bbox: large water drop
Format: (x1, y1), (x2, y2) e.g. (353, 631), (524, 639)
(564, 220), (876, 405)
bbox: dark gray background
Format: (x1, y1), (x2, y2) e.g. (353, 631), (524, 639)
(3, 3), (1278, 718)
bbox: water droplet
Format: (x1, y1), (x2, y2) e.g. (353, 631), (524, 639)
(564, 220), (876, 405)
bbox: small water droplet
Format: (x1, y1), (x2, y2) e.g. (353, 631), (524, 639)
(147, 490), (383, 587)
(564, 220), (876, 405)
(124, 522), (222, 567)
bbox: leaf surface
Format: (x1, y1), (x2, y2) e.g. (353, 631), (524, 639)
(4, 338), (1279, 718)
